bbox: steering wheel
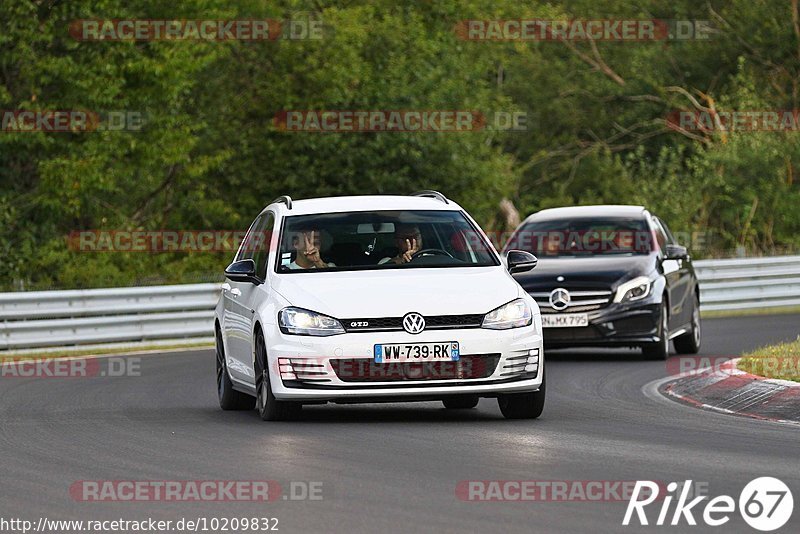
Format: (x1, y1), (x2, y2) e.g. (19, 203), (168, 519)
(411, 248), (454, 260)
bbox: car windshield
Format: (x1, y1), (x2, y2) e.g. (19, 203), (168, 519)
(276, 210), (499, 272)
(504, 217), (653, 257)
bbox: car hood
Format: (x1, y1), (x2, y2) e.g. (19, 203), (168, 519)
(271, 267), (521, 318)
(513, 254), (656, 291)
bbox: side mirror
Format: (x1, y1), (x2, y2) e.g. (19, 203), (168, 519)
(664, 244), (689, 260)
(224, 259), (260, 284)
(506, 250), (538, 274)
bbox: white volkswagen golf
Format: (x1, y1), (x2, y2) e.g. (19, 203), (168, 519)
(214, 192), (545, 420)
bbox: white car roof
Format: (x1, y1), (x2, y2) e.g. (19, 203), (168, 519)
(266, 195), (463, 216)
(523, 204), (647, 222)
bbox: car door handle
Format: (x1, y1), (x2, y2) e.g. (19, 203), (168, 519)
(221, 283), (231, 292)
(230, 288), (241, 297)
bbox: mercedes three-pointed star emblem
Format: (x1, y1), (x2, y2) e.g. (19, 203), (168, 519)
(549, 288), (571, 311)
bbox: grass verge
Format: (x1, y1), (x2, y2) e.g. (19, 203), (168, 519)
(701, 305), (800, 319)
(0, 342), (213, 361)
(737, 338), (800, 382)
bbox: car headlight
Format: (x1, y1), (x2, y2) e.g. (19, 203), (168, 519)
(613, 276), (652, 303)
(278, 307), (345, 336)
(482, 299), (533, 330)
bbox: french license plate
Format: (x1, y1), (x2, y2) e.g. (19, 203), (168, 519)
(374, 342), (459, 363)
(541, 313), (589, 328)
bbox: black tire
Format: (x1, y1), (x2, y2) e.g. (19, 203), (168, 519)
(673, 296), (701, 354)
(216, 327), (255, 411)
(498, 367), (546, 419)
(254, 331), (301, 421)
(642, 302), (670, 360)
(442, 395), (479, 409)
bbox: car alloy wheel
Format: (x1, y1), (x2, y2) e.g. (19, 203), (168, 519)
(216, 327), (254, 410)
(642, 303), (669, 360)
(255, 332), (301, 421)
(674, 296), (701, 354)
(497, 365), (546, 419)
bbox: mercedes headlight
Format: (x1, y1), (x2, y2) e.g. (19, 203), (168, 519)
(279, 307), (345, 336)
(613, 276), (652, 303)
(482, 299), (533, 330)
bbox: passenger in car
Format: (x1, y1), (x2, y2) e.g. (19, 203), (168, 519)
(287, 229), (336, 269)
(379, 224), (422, 265)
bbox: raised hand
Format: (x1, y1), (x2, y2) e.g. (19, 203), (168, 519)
(303, 231), (326, 268)
(401, 238), (419, 263)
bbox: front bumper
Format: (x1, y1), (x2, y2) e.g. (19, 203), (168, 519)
(543, 301), (661, 348)
(264, 323), (544, 401)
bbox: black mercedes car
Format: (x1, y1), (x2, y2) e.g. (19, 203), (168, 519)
(502, 205), (700, 359)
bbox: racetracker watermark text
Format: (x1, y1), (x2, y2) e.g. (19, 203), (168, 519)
(67, 230), (263, 253)
(0, 357), (140, 378)
(667, 110), (800, 132)
(274, 110), (526, 132)
(456, 19), (713, 41)
(67, 228), (711, 253)
(666, 356), (800, 379)
(1, 110), (144, 132)
(456, 480), (670, 502)
(69, 480), (323, 502)
(69, 19), (323, 41)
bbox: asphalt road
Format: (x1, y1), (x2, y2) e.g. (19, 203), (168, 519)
(1, 314), (799, 534)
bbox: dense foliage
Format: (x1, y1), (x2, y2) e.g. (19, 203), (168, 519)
(1, 0), (798, 289)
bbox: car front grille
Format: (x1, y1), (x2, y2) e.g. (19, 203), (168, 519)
(544, 326), (603, 342)
(613, 315), (657, 335)
(530, 289), (612, 313)
(341, 314), (484, 333)
(330, 354), (500, 382)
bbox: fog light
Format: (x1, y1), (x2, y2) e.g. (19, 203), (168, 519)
(278, 358), (296, 380)
(525, 364), (538, 373)
(527, 348), (540, 364)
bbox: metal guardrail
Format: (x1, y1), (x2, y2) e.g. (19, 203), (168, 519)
(0, 256), (798, 350)
(694, 255), (800, 312)
(0, 284), (219, 350)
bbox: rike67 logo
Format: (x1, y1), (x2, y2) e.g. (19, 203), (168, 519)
(623, 477), (793, 531)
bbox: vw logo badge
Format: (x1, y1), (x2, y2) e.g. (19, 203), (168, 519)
(549, 288), (571, 311)
(402, 312), (426, 334)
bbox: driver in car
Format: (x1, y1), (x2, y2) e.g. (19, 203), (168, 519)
(288, 229), (335, 269)
(379, 224), (422, 265)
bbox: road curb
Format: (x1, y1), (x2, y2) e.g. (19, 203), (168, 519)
(660, 358), (800, 425)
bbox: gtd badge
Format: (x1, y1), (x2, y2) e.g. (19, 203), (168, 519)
(549, 288), (571, 311)
(402, 312), (426, 334)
